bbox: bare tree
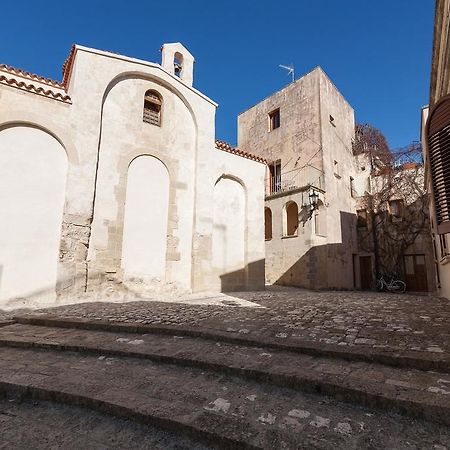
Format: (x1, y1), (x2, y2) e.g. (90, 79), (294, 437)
(353, 123), (392, 167)
(356, 139), (430, 281)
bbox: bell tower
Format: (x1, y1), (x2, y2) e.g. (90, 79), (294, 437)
(161, 43), (195, 86)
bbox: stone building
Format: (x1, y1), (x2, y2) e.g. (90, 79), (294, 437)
(239, 67), (435, 292)
(353, 153), (436, 292)
(421, 0), (450, 298)
(238, 67), (358, 289)
(0, 42), (266, 308)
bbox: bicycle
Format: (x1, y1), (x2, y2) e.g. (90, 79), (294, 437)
(376, 275), (406, 293)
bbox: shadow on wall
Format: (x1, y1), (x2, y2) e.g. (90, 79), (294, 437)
(275, 211), (358, 290)
(0, 258), (267, 309)
(220, 259), (265, 292)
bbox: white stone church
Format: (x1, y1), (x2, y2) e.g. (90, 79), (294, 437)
(0, 43), (266, 307)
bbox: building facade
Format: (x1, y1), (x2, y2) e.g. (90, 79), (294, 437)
(353, 152), (436, 293)
(0, 43), (266, 308)
(239, 67), (435, 292)
(421, 0), (450, 298)
(238, 67), (358, 289)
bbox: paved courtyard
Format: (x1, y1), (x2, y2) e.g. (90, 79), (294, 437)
(6, 286), (449, 359)
(0, 286), (449, 448)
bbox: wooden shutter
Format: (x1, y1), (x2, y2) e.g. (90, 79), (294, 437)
(427, 95), (450, 234)
(143, 91), (162, 126)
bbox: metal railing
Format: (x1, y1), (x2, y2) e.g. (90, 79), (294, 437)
(266, 165), (325, 196)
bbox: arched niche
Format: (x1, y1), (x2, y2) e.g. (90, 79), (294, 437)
(284, 201), (299, 236)
(121, 155), (170, 280)
(265, 207), (273, 240)
(0, 125), (67, 304)
(212, 177), (246, 290)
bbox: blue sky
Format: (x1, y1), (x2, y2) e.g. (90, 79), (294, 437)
(0, 0), (434, 149)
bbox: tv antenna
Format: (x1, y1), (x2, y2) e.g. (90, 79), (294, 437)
(279, 64), (295, 82)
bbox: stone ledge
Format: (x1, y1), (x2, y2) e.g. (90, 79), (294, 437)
(13, 315), (450, 373)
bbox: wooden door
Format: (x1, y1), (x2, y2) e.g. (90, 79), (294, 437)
(404, 254), (428, 292)
(360, 256), (372, 290)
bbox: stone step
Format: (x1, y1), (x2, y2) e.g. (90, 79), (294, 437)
(0, 342), (449, 449)
(1, 322), (450, 428)
(0, 397), (213, 449)
(13, 314), (450, 373)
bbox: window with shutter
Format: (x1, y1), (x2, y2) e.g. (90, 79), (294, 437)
(143, 90), (162, 126)
(427, 95), (450, 234)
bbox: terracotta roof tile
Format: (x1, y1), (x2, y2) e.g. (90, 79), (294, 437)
(62, 44), (76, 87)
(0, 74), (71, 103)
(215, 140), (267, 164)
(0, 47), (74, 102)
(0, 63), (64, 88)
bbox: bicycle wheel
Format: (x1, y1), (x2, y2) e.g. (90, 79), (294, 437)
(376, 279), (385, 292)
(391, 280), (406, 293)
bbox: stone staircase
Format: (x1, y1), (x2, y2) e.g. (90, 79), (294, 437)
(0, 315), (448, 449)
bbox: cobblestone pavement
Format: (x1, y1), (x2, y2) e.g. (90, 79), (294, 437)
(0, 398), (208, 449)
(0, 346), (449, 449)
(9, 286), (450, 358)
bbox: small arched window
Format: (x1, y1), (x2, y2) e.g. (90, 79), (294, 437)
(265, 207), (272, 240)
(143, 90), (162, 126)
(174, 52), (183, 78)
(285, 201), (299, 236)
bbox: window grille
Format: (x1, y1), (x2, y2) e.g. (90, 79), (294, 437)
(143, 91), (162, 126)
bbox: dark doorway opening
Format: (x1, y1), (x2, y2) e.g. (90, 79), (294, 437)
(404, 254), (428, 292)
(360, 256), (372, 290)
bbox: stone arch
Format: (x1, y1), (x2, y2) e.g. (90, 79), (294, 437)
(212, 176), (247, 291)
(284, 200), (299, 236)
(87, 71), (199, 263)
(0, 125), (68, 305)
(214, 173), (247, 193)
(100, 71), (199, 133)
(174, 52), (184, 77)
(0, 118), (78, 165)
(121, 155), (170, 281)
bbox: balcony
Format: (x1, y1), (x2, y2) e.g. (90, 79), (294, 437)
(266, 165), (325, 197)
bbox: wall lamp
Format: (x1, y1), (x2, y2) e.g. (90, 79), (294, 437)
(309, 190), (319, 210)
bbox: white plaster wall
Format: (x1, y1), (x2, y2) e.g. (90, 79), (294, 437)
(87, 74), (197, 292)
(212, 178), (245, 272)
(0, 45), (266, 301)
(353, 153), (372, 196)
(122, 156), (169, 279)
(204, 148), (266, 291)
(0, 126), (67, 305)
